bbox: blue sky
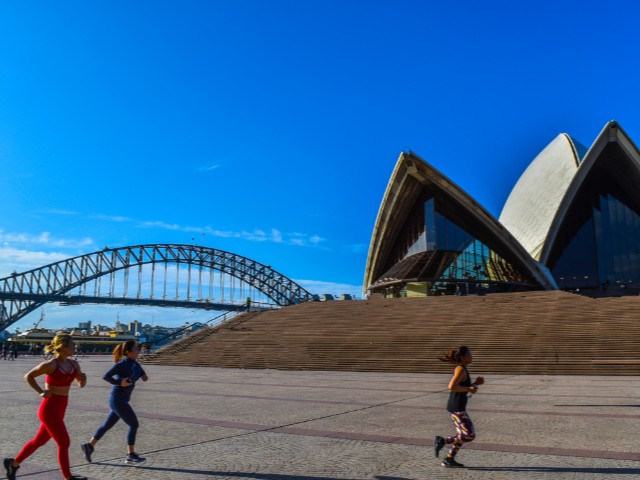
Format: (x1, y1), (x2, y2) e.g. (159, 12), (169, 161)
(2, 1), (640, 330)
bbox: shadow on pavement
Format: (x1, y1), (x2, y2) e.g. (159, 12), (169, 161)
(111, 464), (366, 479)
(375, 477), (414, 480)
(468, 466), (640, 474)
(554, 404), (640, 408)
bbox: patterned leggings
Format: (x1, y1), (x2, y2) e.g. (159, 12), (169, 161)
(445, 411), (475, 458)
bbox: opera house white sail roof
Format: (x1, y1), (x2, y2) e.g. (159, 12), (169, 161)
(499, 133), (581, 261)
(365, 121), (640, 297)
(364, 151), (556, 295)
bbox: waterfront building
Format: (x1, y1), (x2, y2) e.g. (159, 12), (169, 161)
(365, 121), (640, 297)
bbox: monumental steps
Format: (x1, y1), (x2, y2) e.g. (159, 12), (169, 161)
(143, 290), (640, 375)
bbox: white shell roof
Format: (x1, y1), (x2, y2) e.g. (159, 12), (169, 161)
(364, 152), (557, 292)
(499, 134), (580, 260)
(539, 121), (640, 265)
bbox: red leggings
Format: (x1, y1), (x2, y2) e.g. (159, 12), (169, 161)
(16, 394), (72, 478)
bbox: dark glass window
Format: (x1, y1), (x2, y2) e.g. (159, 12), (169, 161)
(550, 217), (598, 289)
(425, 198), (437, 250)
(439, 239), (531, 284)
(388, 192), (428, 265)
(381, 188), (536, 292)
(550, 152), (640, 292)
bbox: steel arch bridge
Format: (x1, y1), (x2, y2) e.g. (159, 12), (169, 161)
(0, 244), (313, 332)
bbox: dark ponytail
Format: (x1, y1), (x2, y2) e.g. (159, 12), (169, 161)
(438, 345), (470, 364)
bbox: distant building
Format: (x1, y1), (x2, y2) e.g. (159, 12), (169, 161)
(128, 320), (143, 335)
(365, 121), (640, 297)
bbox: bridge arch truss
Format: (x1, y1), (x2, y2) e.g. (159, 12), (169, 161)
(0, 244), (313, 331)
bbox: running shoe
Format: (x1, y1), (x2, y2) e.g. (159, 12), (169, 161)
(442, 457), (465, 468)
(434, 435), (445, 457)
(3, 458), (19, 480)
(81, 442), (94, 463)
(125, 452), (146, 464)
(68, 476), (88, 480)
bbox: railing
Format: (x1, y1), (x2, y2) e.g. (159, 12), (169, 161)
(205, 310), (243, 327)
(147, 310), (243, 351)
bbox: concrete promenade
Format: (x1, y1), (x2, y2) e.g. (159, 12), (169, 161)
(1, 356), (639, 479)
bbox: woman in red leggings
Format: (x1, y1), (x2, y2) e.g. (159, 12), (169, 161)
(3, 333), (87, 480)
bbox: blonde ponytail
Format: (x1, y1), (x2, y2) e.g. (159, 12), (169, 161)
(113, 340), (137, 363)
(45, 333), (73, 356)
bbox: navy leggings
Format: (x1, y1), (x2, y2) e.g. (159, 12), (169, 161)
(93, 397), (139, 445)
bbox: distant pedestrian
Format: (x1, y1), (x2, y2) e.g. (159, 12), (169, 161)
(8, 346), (15, 361)
(3, 333), (88, 480)
(81, 340), (148, 465)
(2, 345), (7, 360)
(434, 346), (484, 468)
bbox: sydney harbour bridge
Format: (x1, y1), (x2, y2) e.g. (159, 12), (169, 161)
(0, 243), (313, 332)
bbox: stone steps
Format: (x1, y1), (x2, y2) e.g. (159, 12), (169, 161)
(142, 291), (640, 375)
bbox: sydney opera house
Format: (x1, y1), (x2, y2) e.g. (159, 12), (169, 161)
(364, 121), (640, 298)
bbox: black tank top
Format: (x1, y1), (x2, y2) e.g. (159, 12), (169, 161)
(447, 366), (471, 413)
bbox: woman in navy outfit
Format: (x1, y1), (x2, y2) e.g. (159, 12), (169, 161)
(81, 340), (148, 464)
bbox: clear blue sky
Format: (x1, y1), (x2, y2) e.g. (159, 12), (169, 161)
(2, 1), (640, 330)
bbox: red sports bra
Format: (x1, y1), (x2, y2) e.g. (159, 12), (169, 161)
(45, 360), (76, 387)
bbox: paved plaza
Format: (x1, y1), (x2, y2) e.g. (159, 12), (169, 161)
(0, 356), (639, 479)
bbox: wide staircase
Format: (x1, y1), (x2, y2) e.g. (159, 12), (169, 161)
(142, 291), (640, 375)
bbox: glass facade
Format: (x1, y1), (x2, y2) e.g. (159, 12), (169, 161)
(438, 240), (528, 285)
(550, 164), (640, 292)
(368, 125), (640, 299)
(376, 190), (538, 296)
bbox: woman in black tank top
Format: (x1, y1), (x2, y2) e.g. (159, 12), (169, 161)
(433, 346), (484, 468)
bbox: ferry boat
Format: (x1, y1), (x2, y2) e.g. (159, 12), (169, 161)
(12, 328), (137, 345)
(8, 313), (139, 352)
